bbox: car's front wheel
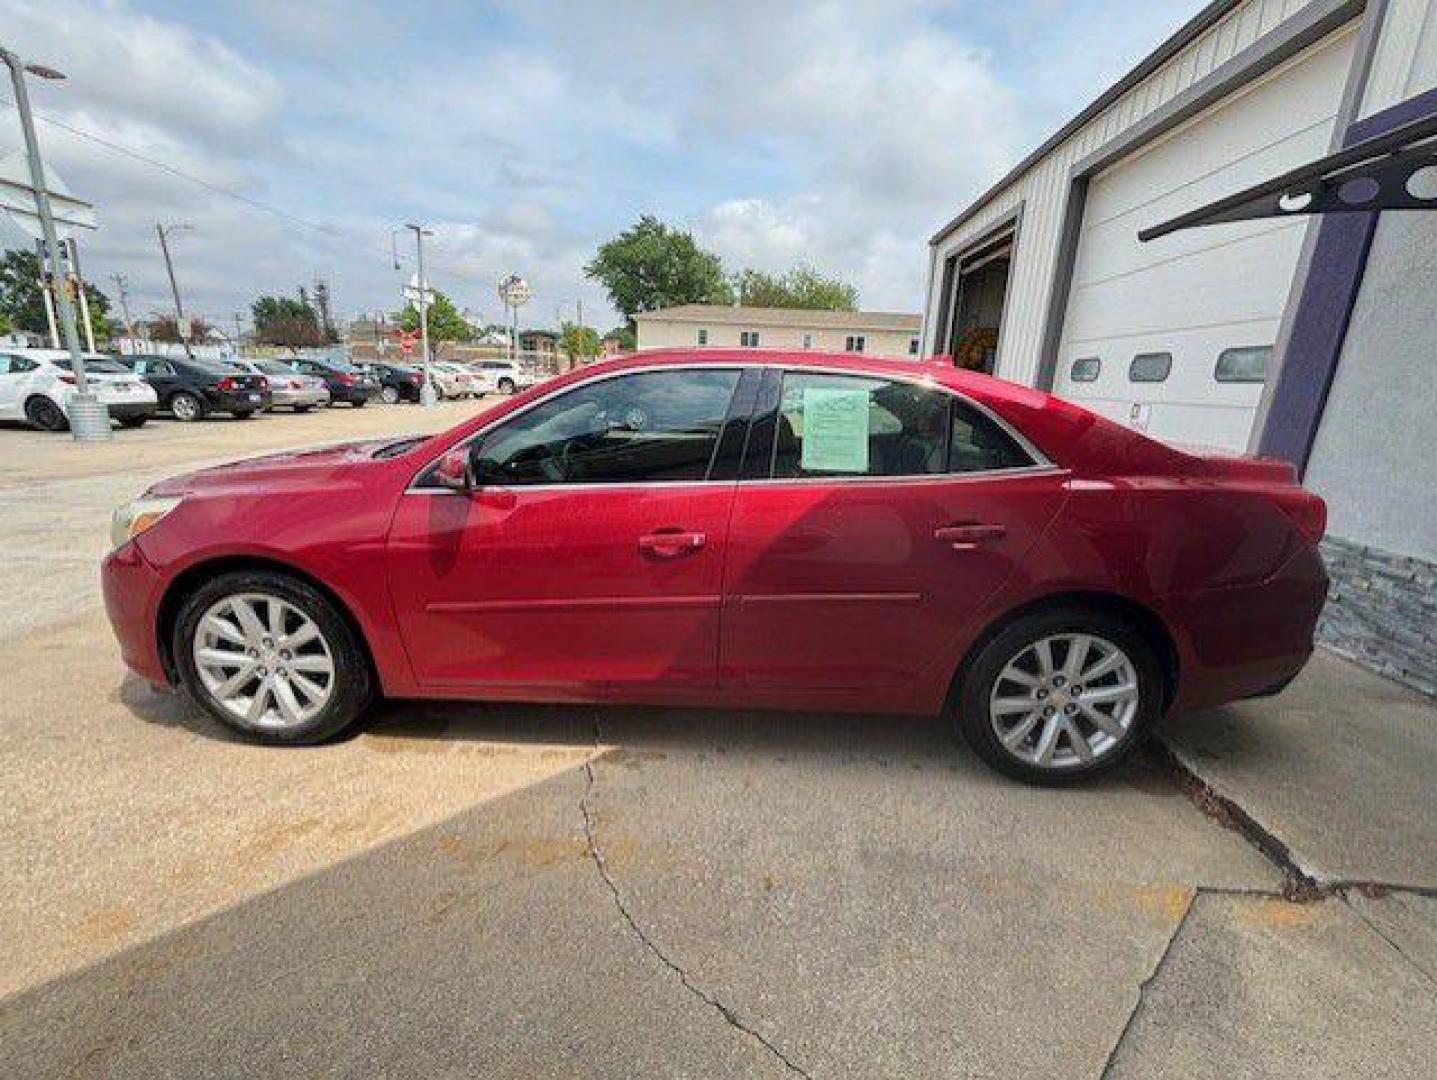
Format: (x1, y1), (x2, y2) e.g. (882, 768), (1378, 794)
(955, 607), (1161, 784)
(380, 385), (400, 405)
(173, 570), (374, 745)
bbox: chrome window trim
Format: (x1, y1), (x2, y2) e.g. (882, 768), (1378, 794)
(407, 361), (1056, 494)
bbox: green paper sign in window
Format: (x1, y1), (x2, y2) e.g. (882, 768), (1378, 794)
(800, 387), (870, 473)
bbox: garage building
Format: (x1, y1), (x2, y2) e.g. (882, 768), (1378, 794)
(922, 0), (1436, 696)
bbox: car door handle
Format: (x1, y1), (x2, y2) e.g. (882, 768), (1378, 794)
(638, 530), (707, 558)
(934, 524), (1006, 550)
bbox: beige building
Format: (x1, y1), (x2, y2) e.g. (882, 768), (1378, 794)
(634, 304), (922, 359)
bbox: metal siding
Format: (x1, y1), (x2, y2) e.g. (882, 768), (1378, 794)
(1361, 0), (1437, 113)
(923, 0), (1369, 384)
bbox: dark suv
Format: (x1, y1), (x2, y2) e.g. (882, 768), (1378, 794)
(286, 357), (379, 407)
(121, 356), (270, 421)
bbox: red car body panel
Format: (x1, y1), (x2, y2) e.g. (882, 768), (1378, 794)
(102, 350), (1328, 720)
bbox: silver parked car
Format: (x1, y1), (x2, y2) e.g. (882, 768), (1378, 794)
(235, 359), (331, 412)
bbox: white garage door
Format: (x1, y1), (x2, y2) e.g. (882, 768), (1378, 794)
(1053, 25), (1357, 451)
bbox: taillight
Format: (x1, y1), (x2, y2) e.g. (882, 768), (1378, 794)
(217, 376), (236, 391)
(257, 377), (269, 390)
(336, 374), (355, 385)
(1272, 490), (1327, 544)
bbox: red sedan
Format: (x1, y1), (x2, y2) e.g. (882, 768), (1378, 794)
(102, 351), (1328, 783)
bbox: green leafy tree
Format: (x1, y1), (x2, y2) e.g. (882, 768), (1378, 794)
(605, 325), (636, 351)
(0, 311), (10, 335)
(584, 215), (732, 325)
(737, 265), (858, 311)
(558, 322), (602, 370)
(251, 295), (325, 347)
(0, 247), (115, 342)
(399, 290), (474, 342)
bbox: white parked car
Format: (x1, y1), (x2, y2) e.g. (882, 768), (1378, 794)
(234, 359), (331, 411)
(470, 358), (535, 395)
(0, 349), (158, 432)
(429, 361), (478, 399)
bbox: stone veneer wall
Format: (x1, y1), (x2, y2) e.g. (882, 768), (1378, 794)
(1317, 535), (1437, 699)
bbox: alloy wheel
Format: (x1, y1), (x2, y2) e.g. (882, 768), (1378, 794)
(988, 632), (1139, 770)
(381, 385), (400, 405)
(192, 593), (336, 729)
(171, 393), (201, 421)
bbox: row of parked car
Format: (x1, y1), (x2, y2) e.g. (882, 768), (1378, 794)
(0, 349), (537, 431)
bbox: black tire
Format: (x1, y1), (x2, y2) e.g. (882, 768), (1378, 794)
(498, 377), (516, 394)
(173, 570), (374, 745)
(233, 410), (255, 420)
(351, 398), (367, 408)
(169, 390), (205, 422)
(117, 415), (148, 429)
(293, 405), (313, 414)
(25, 396), (69, 432)
(953, 606), (1163, 785)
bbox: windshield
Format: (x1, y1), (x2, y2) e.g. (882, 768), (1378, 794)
(257, 361), (299, 376)
(47, 358), (130, 374)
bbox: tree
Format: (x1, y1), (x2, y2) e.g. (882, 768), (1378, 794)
(0, 311), (9, 335)
(737, 265), (858, 311)
(251, 295), (325, 347)
(605, 325), (636, 351)
(0, 247), (115, 342)
(558, 322), (602, 370)
(584, 215), (732, 325)
(146, 314), (215, 343)
(399, 289), (474, 342)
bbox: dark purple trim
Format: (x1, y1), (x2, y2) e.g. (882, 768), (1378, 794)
(1258, 86), (1437, 472)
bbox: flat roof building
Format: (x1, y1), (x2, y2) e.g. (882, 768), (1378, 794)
(635, 304), (922, 359)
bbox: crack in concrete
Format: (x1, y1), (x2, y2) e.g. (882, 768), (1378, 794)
(1148, 743), (1437, 904)
(579, 727), (813, 1079)
(1098, 885), (1199, 1078)
(1342, 894), (1437, 989)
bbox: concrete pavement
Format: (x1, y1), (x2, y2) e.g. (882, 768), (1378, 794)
(1, 403), (1432, 1077)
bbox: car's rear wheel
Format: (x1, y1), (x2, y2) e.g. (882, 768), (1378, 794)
(233, 409), (255, 420)
(294, 404), (312, 413)
(25, 396), (69, 432)
(498, 377), (516, 394)
(955, 607), (1161, 784)
(169, 391), (204, 422)
(173, 571), (374, 745)
(351, 398), (367, 408)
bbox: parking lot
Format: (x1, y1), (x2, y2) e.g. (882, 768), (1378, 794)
(2, 405), (1433, 1079)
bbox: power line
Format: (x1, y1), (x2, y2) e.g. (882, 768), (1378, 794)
(0, 97), (602, 314)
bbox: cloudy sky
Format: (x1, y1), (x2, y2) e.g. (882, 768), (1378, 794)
(1, 0), (1201, 333)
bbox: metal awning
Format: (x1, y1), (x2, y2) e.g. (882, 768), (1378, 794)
(1139, 110), (1437, 242)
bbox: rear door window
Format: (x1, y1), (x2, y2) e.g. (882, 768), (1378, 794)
(1129, 352), (1172, 383)
(1215, 346), (1271, 383)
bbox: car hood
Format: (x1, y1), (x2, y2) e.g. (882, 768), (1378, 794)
(146, 438), (403, 496)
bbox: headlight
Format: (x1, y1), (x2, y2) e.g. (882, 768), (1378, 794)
(111, 495), (184, 550)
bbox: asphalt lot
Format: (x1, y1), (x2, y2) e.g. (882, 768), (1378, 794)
(1, 403), (1432, 1078)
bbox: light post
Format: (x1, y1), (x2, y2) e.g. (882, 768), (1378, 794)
(404, 223), (437, 407)
(1, 46), (109, 440)
(497, 273), (530, 368)
(155, 222), (194, 359)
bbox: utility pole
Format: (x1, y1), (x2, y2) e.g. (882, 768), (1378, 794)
(232, 311), (244, 354)
(155, 222), (194, 359)
(2, 45), (109, 439)
(405, 223), (436, 407)
(110, 273), (136, 346)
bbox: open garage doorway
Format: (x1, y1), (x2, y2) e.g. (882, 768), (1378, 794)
(936, 225), (1014, 373)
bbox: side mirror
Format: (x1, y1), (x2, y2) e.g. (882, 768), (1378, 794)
(433, 446), (476, 493)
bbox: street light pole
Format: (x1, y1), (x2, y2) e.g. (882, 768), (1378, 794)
(1, 45), (109, 440)
(156, 223), (194, 359)
(405, 222), (437, 407)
